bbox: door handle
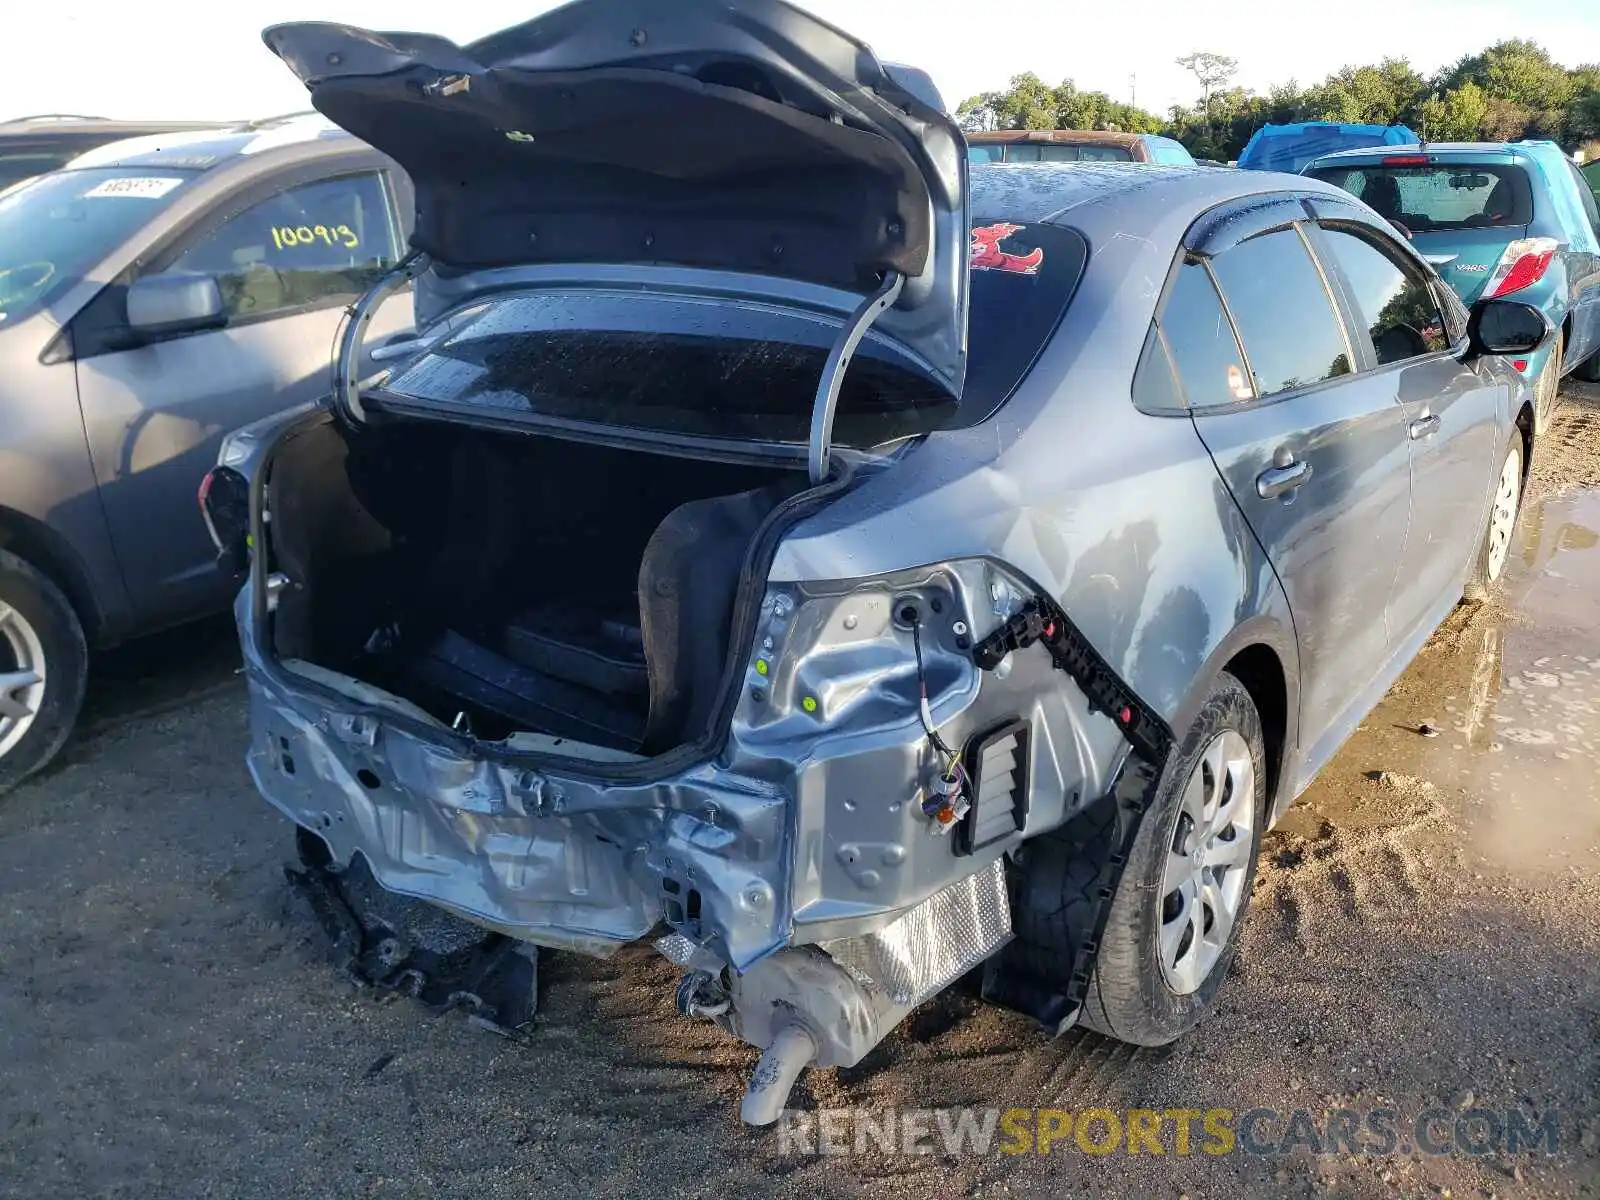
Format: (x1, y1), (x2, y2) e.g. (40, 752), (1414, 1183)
(1409, 411), (1441, 440)
(1256, 458), (1313, 499)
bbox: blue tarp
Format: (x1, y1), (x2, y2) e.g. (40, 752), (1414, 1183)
(1237, 122), (1421, 175)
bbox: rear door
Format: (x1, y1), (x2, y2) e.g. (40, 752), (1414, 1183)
(1161, 209), (1414, 759)
(71, 163), (412, 627)
(1307, 215), (1503, 644)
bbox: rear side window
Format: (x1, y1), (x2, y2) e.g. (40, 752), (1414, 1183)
(1208, 229), (1353, 396)
(1157, 260), (1252, 408)
(1307, 163), (1533, 231)
(1317, 226), (1449, 364)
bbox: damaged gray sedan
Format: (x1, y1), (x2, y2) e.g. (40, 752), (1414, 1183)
(210, 0), (1551, 1124)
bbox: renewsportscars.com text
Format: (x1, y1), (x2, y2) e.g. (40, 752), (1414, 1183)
(776, 1105), (1561, 1159)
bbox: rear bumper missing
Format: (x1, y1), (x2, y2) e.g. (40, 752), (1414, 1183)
(238, 560), (1128, 974)
(247, 667), (795, 968)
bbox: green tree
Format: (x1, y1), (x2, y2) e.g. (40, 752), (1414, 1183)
(1416, 81), (1490, 142)
(1176, 52), (1240, 119)
(1440, 40), (1575, 110)
(1308, 59), (1426, 126)
(961, 40), (1600, 162)
(955, 72), (1164, 135)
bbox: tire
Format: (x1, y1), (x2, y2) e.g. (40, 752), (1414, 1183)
(1533, 336), (1563, 434)
(1463, 435), (1525, 603)
(1078, 671), (1266, 1046)
(0, 549), (89, 797)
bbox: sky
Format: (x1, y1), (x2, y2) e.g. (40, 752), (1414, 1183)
(7, 0), (1600, 124)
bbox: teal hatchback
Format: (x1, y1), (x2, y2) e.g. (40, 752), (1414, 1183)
(1305, 141), (1600, 432)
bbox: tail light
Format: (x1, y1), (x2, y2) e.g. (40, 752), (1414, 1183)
(199, 466), (251, 572)
(1482, 237), (1560, 300)
(1381, 154), (1430, 166)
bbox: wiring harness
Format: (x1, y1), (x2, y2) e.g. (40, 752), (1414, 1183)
(909, 614), (970, 834)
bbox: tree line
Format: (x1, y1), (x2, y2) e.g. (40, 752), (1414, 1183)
(956, 40), (1600, 162)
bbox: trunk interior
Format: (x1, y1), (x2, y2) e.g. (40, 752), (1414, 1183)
(266, 418), (807, 753)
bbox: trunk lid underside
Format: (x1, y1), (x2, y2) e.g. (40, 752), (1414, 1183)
(263, 0), (971, 398)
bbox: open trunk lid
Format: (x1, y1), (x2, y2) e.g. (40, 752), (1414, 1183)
(263, 0), (971, 427)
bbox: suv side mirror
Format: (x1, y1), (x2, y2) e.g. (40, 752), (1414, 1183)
(126, 272), (227, 341)
(1465, 297), (1552, 358)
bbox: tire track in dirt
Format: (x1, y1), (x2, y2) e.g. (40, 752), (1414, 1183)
(1256, 775), (1453, 955)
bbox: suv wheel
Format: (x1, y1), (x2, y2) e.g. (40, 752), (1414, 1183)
(0, 550), (88, 796)
(1079, 671), (1265, 1046)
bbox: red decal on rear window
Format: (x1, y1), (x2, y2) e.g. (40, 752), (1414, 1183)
(970, 223), (1044, 275)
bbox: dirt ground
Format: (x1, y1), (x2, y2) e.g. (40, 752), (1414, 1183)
(3, 389), (1600, 1200)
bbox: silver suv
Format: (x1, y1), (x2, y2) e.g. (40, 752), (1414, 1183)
(0, 115), (414, 792)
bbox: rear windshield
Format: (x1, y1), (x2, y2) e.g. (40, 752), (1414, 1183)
(1306, 163), (1534, 231)
(968, 143), (1133, 164)
(380, 220), (1089, 449)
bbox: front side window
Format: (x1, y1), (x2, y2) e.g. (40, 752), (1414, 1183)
(0, 166), (198, 325)
(1318, 225), (1448, 364)
(1208, 228), (1353, 396)
(164, 172), (398, 321)
(1306, 163), (1534, 231)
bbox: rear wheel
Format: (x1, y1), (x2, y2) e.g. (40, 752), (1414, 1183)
(1464, 436), (1525, 602)
(1079, 672), (1265, 1046)
(1533, 336), (1563, 431)
(0, 550), (88, 797)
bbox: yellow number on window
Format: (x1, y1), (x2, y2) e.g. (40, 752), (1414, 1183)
(337, 224), (359, 250)
(294, 226), (314, 246)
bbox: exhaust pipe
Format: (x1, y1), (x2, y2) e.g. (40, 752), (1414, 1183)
(665, 860), (1014, 1125)
(740, 1023), (818, 1126)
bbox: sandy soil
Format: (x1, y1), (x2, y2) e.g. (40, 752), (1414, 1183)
(1, 388), (1598, 1200)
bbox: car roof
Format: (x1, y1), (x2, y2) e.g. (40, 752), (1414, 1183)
(1304, 141), (1561, 164)
(59, 113), (359, 173)
(0, 114), (235, 138)
(968, 129), (1147, 149)
(971, 160), (1341, 230)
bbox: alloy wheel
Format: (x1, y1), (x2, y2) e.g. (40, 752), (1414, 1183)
(1157, 729), (1256, 995)
(0, 600), (47, 760)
